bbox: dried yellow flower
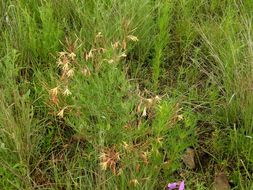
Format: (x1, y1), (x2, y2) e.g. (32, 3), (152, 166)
(129, 179), (139, 186)
(59, 51), (67, 57)
(63, 88), (72, 96)
(68, 52), (76, 60)
(119, 52), (127, 58)
(108, 59), (114, 64)
(66, 68), (74, 78)
(82, 66), (91, 76)
(113, 41), (119, 49)
(62, 63), (69, 72)
(96, 32), (103, 38)
(57, 109), (65, 118)
(122, 39), (127, 50)
(85, 50), (93, 61)
(127, 35), (139, 42)
(99, 147), (120, 175)
(100, 160), (108, 171)
(142, 107), (147, 117)
(49, 87), (59, 97)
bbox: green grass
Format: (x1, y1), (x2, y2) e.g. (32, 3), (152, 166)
(1, 0), (253, 189)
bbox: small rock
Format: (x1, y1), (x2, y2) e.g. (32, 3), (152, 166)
(182, 148), (196, 169)
(213, 172), (230, 190)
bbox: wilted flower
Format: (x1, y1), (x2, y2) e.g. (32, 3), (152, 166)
(145, 95), (161, 106)
(49, 87), (59, 97)
(62, 56), (69, 65)
(96, 32), (103, 38)
(49, 87), (60, 104)
(62, 63), (69, 72)
(59, 51), (67, 57)
(82, 66), (91, 76)
(108, 59), (114, 64)
(129, 179), (139, 186)
(97, 47), (106, 53)
(51, 95), (59, 105)
(122, 141), (130, 150)
(142, 107), (147, 117)
(100, 147), (120, 175)
(100, 156), (108, 170)
(66, 68), (74, 78)
(113, 41), (119, 49)
(57, 109), (65, 118)
(127, 35), (139, 42)
(122, 39), (127, 50)
(57, 59), (63, 67)
(68, 52), (76, 60)
(63, 88), (72, 96)
(85, 50), (93, 61)
(119, 52), (127, 58)
(177, 114), (184, 121)
(154, 95), (161, 102)
(140, 151), (149, 164)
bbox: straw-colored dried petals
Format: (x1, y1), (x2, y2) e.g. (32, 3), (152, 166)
(119, 52), (127, 58)
(85, 50), (93, 61)
(63, 88), (72, 96)
(127, 35), (139, 42)
(68, 52), (76, 60)
(66, 68), (74, 78)
(57, 109), (65, 118)
(113, 41), (119, 49)
(49, 87), (59, 97)
(59, 51), (67, 57)
(82, 66), (91, 76)
(62, 63), (69, 72)
(122, 39), (127, 50)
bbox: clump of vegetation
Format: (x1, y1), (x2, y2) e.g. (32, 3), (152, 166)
(1, 0), (253, 189)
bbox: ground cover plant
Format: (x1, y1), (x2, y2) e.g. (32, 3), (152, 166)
(0, 0), (253, 189)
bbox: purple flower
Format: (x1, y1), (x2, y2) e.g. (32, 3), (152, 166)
(179, 181), (185, 190)
(167, 181), (185, 190)
(168, 182), (178, 189)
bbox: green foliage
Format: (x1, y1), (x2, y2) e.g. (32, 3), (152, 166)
(152, 1), (173, 91)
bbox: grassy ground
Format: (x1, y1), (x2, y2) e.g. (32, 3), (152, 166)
(1, 0), (253, 189)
